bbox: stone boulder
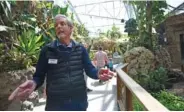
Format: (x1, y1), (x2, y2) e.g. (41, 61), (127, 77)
(7, 91), (39, 111)
(167, 69), (184, 83)
(27, 91), (39, 106)
(154, 47), (172, 69)
(167, 82), (184, 97)
(21, 101), (34, 111)
(123, 47), (155, 78)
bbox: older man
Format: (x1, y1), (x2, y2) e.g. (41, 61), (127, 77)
(8, 14), (114, 111)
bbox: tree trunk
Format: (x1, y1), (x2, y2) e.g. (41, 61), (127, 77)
(87, 40), (93, 53)
(146, 1), (153, 50)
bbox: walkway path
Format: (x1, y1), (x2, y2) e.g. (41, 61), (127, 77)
(34, 76), (117, 111)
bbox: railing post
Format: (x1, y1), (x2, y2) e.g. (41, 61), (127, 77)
(126, 88), (133, 111)
(122, 64), (133, 111)
(117, 73), (126, 111)
(122, 64), (128, 73)
(117, 75), (121, 101)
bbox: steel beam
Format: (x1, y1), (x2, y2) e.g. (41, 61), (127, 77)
(67, 0), (82, 24)
(74, 0), (119, 7)
(77, 13), (122, 20)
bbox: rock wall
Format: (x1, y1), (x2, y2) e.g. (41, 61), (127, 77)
(0, 67), (35, 111)
(154, 47), (172, 69)
(164, 13), (184, 69)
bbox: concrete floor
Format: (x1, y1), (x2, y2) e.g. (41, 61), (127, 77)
(34, 77), (117, 111)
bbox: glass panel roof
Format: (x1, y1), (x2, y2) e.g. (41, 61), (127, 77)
(54, 0), (184, 37)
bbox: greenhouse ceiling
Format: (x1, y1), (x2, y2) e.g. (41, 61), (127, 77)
(54, 0), (184, 37)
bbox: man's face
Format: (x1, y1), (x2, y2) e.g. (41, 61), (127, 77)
(84, 43), (88, 48)
(55, 17), (73, 40)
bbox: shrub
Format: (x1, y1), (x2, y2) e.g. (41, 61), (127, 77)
(152, 91), (184, 111)
(146, 67), (169, 91)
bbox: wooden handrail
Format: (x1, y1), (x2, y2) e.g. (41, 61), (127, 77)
(115, 63), (169, 111)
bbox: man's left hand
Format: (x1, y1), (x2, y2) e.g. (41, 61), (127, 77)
(98, 68), (115, 81)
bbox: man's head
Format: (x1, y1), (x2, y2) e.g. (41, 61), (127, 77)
(54, 14), (73, 41)
(83, 43), (88, 48)
(98, 47), (103, 51)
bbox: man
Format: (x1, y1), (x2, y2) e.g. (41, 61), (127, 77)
(94, 47), (108, 69)
(8, 14), (114, 111)
(94, 47), (109, 83)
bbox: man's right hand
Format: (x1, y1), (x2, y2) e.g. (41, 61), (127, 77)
(8, 80), (37, 101)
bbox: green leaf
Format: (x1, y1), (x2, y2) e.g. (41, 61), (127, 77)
(35, 35), (43, 43)
(0, 25), (15, 31)
(1, 1), (12, 21)
(52, 5), (60, 17)
(60, 4), (68, 15)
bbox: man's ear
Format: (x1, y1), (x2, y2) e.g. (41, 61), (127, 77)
(70, 26), (74, 31)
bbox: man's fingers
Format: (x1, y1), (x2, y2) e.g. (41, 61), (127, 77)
(8, 88), (19, 101)
(17, 89), (31, 98)
(8, 80), (35, 101)
(99, 68), (115, 76)
(19, 81), (29, 89)
(98, 68), (116, 81)
(99, 74), (111, 81)
(108, 71), (116, 76)
(16, 89), (31, 101)
(8, 88), (32, 101)
(99, 68), (108, 74)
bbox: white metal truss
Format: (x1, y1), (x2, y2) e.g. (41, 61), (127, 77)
(72, 0), (124, 21)
(67, 0), (133, 36)
(67, 0), (83, 24)
(123, 1), (135, 19)
(168, 2), (184, 16)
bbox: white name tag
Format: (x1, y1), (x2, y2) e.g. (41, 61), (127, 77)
(48, 59), (58, 64)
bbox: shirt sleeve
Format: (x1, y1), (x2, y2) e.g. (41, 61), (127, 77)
(33, 46), (48, 89)
(82, 46), (99, 79)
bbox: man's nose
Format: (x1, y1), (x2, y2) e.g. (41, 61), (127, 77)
(57, 24), (62, 28)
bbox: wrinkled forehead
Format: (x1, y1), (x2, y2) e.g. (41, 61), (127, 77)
(55, 16), (67, 23)
(54, 14), (73, 28)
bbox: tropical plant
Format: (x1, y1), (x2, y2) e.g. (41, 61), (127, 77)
(73, 22), (89, 41)
(13, 30), (44, 65)
(146, 67), (169, 91)
(133, 96), (144, 111)
(134, 90), (184, 111)
(0, 44), (30, 72)
(93, 37), (116, 53)
(152, 91), (184, 111)
(124, 18), (138, 47)
(124, 18), (138, 37)
(106, 25), (122, 40)
(0, 1), (14, 49)
(124, 1), (168, 50)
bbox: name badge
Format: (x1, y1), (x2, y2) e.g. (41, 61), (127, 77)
(48, 59), (58, 64)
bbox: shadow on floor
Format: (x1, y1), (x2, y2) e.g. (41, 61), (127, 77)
(88, 90), (112, 95)
(88, 95), (105, 102)
(91, 81), (110, 87)
(100, 84), (117, 111)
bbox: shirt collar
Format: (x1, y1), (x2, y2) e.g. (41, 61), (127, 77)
(56, 39), (72, 48)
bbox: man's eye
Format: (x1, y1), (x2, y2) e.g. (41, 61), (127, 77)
(55, 22), (66, 27)
(61, 23), (66, 26)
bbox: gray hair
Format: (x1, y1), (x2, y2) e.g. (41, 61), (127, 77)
(54, 14), (73, 27)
